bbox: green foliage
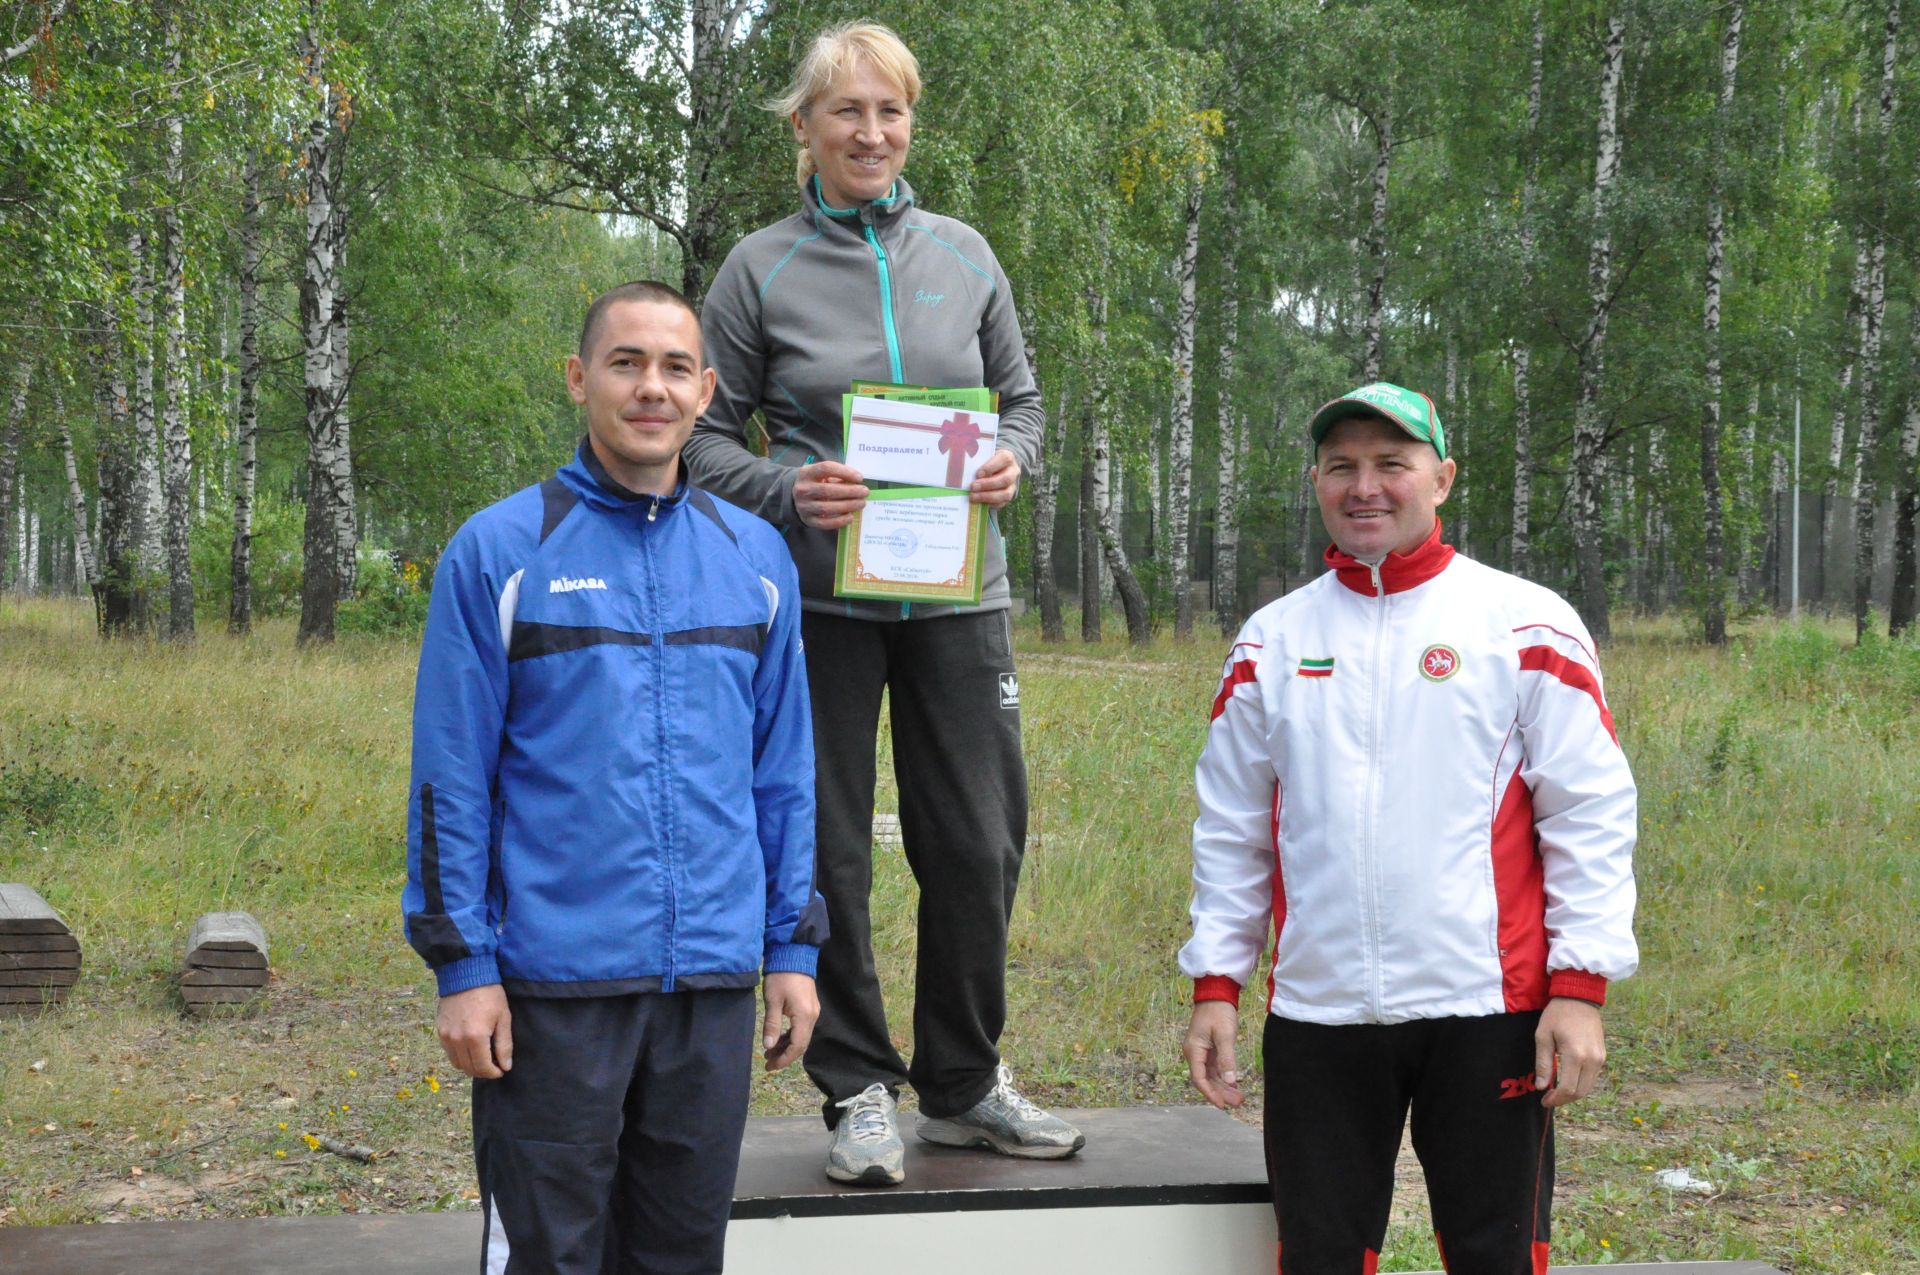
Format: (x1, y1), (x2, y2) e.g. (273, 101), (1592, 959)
(335, 550), (429, 637)
(0, 762), (104, 837)
(190, 496), (308, 619)
(5, 0), (1920, 646)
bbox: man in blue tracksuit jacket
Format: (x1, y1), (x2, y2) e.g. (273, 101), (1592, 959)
(402, 281), (827, 1275)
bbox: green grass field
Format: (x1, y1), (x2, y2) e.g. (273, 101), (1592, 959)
(1, 598), (1915, 1271)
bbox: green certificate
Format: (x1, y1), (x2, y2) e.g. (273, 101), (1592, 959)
(833, 487), (987, 606)
(833, 382), (995, 605)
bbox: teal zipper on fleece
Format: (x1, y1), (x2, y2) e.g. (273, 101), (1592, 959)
(811, 176), (905, 384)
(865, 223), (903, 382)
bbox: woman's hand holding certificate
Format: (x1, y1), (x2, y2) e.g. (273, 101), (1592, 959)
(967, 447), (1021, 508)
(792, 460), (870, 530)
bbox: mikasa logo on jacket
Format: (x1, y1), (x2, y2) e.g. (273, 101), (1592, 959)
(549, 576), (608, 594)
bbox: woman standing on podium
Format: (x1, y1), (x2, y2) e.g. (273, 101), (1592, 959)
(684, 20), (1082, 1188)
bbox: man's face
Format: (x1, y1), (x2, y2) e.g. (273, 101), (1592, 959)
(1311, 415), (1457, 560)
(793, 59), (912, 209)
(567, 299), (716, 496)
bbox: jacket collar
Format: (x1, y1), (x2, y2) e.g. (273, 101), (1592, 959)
(804, 173), (916, 233)
(560, 437), (690, 514)
(1324, 520), (1455, 597)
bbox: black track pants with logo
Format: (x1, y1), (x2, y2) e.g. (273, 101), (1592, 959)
(472, 989), (755, 1275)
(1262, 1011), (1553, 1275)
(800, 608), (1027, 1123)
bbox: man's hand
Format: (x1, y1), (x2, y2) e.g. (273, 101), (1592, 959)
(437, 985), (513, 1080)
(968, 448), (1021, 508)
(762, 972), (819, 1072)
(793, 461), (868, 529)
(1535, 996), (1605, 1108)
(1183, 1001), (1244, 1110)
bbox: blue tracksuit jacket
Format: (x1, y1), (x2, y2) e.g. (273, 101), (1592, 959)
(402, 444), (827, 997)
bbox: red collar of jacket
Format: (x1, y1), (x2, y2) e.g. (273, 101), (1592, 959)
(1324, 520), (1456, 597)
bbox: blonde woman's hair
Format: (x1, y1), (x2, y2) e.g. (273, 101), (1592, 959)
(770, 21), (922, 187)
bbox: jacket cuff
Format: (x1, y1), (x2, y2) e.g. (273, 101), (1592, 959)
(435, 954), (502, 997)
(764, 942), (819, 979)
(1194, 975), (1242, 1006)
(777, 468), (803, 529)
(1549, 970), (1608, 1006)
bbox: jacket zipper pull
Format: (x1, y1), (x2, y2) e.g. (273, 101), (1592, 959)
(648, 495), (660, 523)
(1369, 561), (1385, 597)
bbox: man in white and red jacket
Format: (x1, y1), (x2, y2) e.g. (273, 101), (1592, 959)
(1179, 382), (1637, 1275)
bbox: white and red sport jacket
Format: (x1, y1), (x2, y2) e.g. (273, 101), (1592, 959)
(1180, 524), (1638, 1024)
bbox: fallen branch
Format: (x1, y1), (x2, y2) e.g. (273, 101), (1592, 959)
(313, 1136), (376, 1164)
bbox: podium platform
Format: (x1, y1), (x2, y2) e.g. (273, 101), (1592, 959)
(0, 1106), (1781, 1275)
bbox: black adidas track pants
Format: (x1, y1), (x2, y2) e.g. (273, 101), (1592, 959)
(799, 608), (1028, 1124)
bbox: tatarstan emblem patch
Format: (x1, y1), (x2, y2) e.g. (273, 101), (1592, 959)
(1419, 644), (1460, 682)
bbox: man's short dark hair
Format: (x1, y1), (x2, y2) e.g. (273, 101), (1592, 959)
(578, 281), (701, 363)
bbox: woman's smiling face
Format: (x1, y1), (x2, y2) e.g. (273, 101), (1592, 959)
(794, 59), (912, 208)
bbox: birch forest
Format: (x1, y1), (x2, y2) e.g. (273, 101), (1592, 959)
(5, 0), (1920, 646)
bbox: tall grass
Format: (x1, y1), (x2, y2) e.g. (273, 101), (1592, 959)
(1, 598), (1915, 1267)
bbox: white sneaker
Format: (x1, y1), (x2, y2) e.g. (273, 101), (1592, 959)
(825, 1082), (906, 1186)
(917, 1064), (1086, 1160)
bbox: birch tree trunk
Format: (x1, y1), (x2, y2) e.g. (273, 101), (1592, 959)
(328, 200), (356, 597)
(1764, 446), (1787, 610)
(1170, 181), (1202, 637)
(1511, 1), (1544, 576)
(1093, 427), (1112, 604)
(0, 358), (25, 591)
(1891, 292), (1920, 633)
(231, 155), (261, 634)
(1699, 0), (1743, 645)
(1738, 383), (1761, 603)
(1510, 344), (1534, 575)
(1146, 415), (1162, 566)
(1852, 0), (1900, 640)
(1361, 99), (1393, 383)
(24, 509), (39, 592)
(684, 0), (737, 298)
(1088, 417), (1151, 642)
(89, 304), (138, 633)
(1444, 331), (1462, 551)
(1034, 382), (1065, 642)
(1571, 15), (1626, 641)
(298, 9), (341, 645)
(1825, 235), (1868, 608)
(1214, 167), (1243, 635)
(159, 16), (194, 639)
(129, 228), (160, 621)
(57, 395), (99, 593)
(1078, 407), (1101, 643)
(1085, 282), (1151, 642)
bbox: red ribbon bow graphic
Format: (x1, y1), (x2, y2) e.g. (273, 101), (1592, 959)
(938, 412), (984, 487)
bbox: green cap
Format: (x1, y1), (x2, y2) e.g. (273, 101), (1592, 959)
(1308, 382), (1448, 460)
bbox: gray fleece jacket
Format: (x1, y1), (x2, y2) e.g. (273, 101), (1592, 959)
(684, 176), (1043, 621)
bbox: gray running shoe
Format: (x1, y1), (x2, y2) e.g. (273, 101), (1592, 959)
(916, 1064), (1086, 1160)
(825, 1083), (906, 1186)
